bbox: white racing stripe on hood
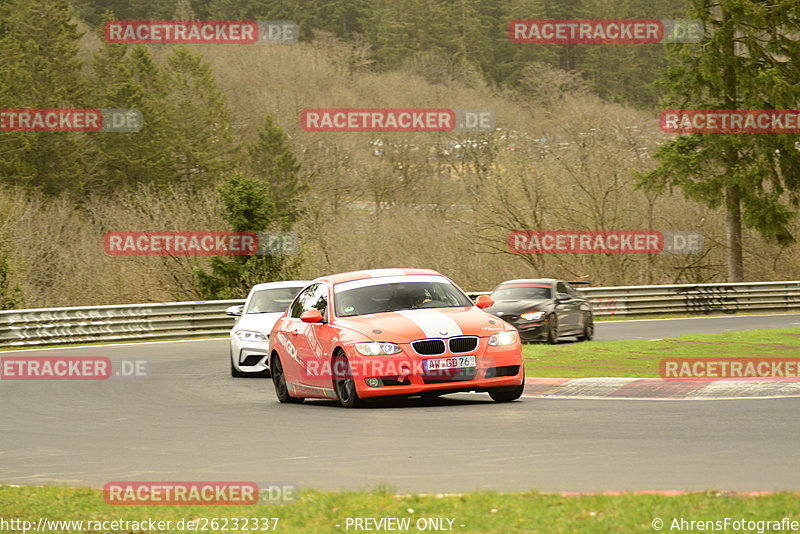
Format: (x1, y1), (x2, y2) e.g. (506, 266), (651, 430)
(396, 309), (463, 339)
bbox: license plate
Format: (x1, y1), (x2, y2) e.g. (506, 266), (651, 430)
(424, 355), (476, 372)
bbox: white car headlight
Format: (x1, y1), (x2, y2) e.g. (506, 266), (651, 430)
(488, 330), (518, 346)
(521, 311), (545, 321)
(235, 330), (267, 342)
(354, 342), (402, 356)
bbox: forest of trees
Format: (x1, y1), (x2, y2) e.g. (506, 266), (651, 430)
(73, 0), (691, 108)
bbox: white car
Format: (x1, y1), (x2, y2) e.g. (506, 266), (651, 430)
(227, 281), (311, 377)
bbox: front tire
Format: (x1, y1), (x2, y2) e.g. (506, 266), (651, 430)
(489, 380), (525, 402)
(545, 314), (559, 344)
(270, 353), (304, 404)
(230, 349), (247, 377)
(332, 352), (363, 408)
(577, 314), (594, 341)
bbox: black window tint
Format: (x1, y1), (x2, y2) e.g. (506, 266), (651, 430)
(304, 284), (328, 318)
(289, 285), (317, 318)
(565, 283), (579, 297)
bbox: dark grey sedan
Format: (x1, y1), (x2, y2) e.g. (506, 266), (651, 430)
(484, 279), (594, 343)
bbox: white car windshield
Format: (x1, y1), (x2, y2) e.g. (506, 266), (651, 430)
(334, 276), (472, 317)
(246, 287), (306, 314)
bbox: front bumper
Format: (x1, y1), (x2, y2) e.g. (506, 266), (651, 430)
(342, 340), (524, 399)
(230, 337), (270, 373)
(514, 321), (547, 341)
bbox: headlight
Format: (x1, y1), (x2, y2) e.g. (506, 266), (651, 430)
(488, 330), (517, 346)
(354, 342), (402, 356)
(521, 311), (545, 321)
(235, 330), (267, 342)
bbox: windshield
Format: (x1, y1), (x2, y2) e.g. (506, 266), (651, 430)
(491, 283), (552, 301)
(334, 277), (472, 317)
(245, 286), (306, 314)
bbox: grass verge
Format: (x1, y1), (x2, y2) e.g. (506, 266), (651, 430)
(523, 328), (800, 378)
(1, 485), (799, 534)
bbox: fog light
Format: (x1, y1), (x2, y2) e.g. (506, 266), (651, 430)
(366, 378), (382, 387)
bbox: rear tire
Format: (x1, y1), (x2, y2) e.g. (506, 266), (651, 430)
(332, 352), (364, 408)
(577, 314), (594, 342)
(270, 353), (304, 404)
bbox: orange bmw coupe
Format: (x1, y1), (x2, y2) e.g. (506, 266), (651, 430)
(268, 268), (525, 407)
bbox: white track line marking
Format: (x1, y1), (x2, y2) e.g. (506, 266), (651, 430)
(521, 394), (800, 401)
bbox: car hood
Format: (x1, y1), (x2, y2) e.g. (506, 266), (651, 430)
(334, 307), (504, 343)
(233, 312), (284, 334)
(485, 299), (552, 317)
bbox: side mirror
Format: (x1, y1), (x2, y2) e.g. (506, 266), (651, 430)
(556, 293), (570, 302)
(225, 305), (244, 317)
(475, 295), (495, 309)
(300, 309), (324, 323)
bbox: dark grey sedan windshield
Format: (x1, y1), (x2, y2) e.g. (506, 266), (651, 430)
(491, 284), (552, 301)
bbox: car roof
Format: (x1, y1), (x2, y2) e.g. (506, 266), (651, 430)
(248, 280), (312, 293)
(313, 268), (442, 286)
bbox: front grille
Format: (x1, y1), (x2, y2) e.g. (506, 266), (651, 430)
(411, 339), (446, 355)
(485, 365), (520, 378)
(422, 369), (476, 383)
(377, 377), (406, 387)
(449, 336), (478, 353)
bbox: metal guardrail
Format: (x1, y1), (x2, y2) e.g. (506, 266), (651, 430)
(0, 300), (245, 348)
(1, 281), (799, 347)
(469, 280), (800, 317)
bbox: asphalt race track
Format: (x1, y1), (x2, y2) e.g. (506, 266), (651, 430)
(593, 313), (800, 341)
(1, 314), (799, 493)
